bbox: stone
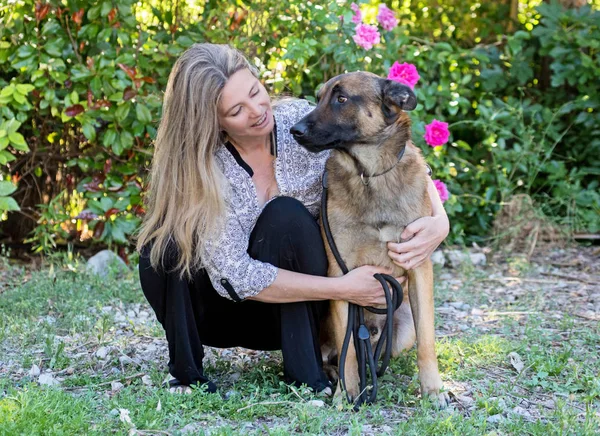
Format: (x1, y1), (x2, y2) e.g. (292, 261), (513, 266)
(39, 373), (61, 386)
(96, 346), (111, 359)
(446, 250), (487, 268)
(111, 381), (124, 392)
(86, 250), (129, 278)
(487, 414), (503, 424)
(431, 250), (446, 266)
(29, 364), (41, 377)
(307, 399), (325, 407)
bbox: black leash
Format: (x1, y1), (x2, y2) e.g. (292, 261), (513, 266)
(321, 171), (403, 408)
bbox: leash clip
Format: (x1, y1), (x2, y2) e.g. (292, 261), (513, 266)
(360, 173), (369, 186)
(358, 325), (370, 341)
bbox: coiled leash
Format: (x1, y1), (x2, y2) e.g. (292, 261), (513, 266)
(321, 171), (403, 409)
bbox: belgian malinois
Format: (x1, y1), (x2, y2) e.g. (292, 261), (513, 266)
(290, 71), (449, 407)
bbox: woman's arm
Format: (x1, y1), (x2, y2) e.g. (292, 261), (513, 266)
(386, 177), (450, 270)
(249, 265), (405, 306)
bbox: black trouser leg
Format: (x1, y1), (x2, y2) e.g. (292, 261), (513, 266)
(247, 197), (331, 392)
(138, 248), (216, 392)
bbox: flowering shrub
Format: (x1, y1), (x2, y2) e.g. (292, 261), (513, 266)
(1, 0), (597, 252)
(376, 5), (399, 31)
(387, 62), (420, 89)
(423, 120), (450, 147)
(433, 180), (450, 203)
(352, 24), (381, 50)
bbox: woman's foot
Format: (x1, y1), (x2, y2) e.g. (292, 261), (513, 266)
(165, 377), (217, 394)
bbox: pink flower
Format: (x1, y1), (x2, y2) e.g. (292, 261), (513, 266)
(377, 4), (398, 31)
(424, 119), (450, 147)
(387, 61), (420, 89)
(433, 180), (450, 203)
(350, 3), (362, 24)
(353, 24), (380, 50)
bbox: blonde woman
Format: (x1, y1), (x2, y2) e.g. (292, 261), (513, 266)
(136, 43), (449, 395)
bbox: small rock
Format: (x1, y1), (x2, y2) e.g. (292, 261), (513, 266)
(381, 425), (393, 433)
(111, 381), (124, 392)
(39, 373), (61, 386)
(224, 390), (237, 400)
(109, 408), (119, 416)
(541, 399), (555, 409)
(29, 364), (41, 377)
(471, 308), (485, 316)
(469, 252), (487, 266)
(141, 375), (153, 386)
(119, 355), (134, 365)
(431, 251), (446, 266)
(487, 414), (503, 424)
(87, 250), (129, 278)
(307, 399), (325, 407)
(456, 395), (475, 406)
(512, 406), (529, 416)
(96, 346), (111, 359)
(180, 423), (203, 435)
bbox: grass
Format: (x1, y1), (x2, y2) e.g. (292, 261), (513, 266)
(0, 252), (599, 435)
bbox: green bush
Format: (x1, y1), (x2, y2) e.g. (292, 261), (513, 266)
(0, 0), (598, 254)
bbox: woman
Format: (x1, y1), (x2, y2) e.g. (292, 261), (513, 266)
(136, 43), (449, 395)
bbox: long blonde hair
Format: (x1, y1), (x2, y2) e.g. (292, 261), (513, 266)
(136, 43), (258, 279)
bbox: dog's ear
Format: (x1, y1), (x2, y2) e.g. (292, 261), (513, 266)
(380, 79), (417, 119)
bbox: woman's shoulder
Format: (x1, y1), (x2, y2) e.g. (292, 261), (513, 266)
(272, 98), (314, 124)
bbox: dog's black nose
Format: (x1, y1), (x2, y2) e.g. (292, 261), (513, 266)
(290, 122), (307, 137)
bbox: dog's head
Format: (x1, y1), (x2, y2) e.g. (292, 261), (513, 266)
(290, 71), (417, 152)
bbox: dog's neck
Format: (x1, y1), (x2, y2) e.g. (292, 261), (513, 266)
(345, 124), (412, 179)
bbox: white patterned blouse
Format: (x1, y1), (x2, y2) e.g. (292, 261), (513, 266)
(201, 99), (330, 302)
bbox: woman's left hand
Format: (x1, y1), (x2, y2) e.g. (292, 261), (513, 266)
(387, 214), (449, 270)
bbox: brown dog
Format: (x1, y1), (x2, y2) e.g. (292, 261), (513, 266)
(291, 71), (448, 407)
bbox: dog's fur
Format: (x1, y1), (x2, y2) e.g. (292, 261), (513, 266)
(291, 71), (448, 406)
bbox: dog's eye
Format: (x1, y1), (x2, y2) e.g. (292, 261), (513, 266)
(337, 96), (347, 104)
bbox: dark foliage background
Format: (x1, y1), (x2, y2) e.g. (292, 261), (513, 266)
(0, 0), (598, 260)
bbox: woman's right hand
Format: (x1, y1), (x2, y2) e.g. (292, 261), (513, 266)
(334, 265), (406, 307)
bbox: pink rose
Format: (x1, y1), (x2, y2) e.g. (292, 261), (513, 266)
(353, 24), (381, 50)
(351, 2), (362, 24)
(424, 119), (450, 147)
(387, 61), (420, 89)
(377, 4), (398, 31)
(433, 179), (450, 203)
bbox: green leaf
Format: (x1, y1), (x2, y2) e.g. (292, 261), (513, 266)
(100, 196), (114, 212)
(82, 123), (96, 141)
(0, 181), (17, 196)
(103, 129), (117, 147)
(16, 84), (35, 94)
(12, 92), (26, 104)
(120, 131), (133, 149)
(115, 103), (130, 123)
(0, 196), (20, 212)
(9, 132), (29, 151)
(1, 86), (14, 97)
(136, 104), (152, 124)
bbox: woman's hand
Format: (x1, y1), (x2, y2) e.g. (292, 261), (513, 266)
(335, 265), (406, 307)
(387, 213), (449, 270)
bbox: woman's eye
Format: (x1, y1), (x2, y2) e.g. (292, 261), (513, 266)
(232, 108), (242, 116)
(251, 90), (259, 97)
(337, 96), (347, 103)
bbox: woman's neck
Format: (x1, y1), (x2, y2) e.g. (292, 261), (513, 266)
(227, 133), (271, 158)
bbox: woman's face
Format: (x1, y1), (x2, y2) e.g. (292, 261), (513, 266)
(218, 68), (273, 142)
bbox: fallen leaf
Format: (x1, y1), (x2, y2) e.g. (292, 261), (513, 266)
(508, 352), (525, 373)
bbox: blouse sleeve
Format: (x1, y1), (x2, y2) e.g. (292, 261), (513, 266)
(201, 212), (278, 302)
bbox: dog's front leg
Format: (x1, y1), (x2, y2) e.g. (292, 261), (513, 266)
(407, 259), (449, 407)
(330, 299), (360, 401)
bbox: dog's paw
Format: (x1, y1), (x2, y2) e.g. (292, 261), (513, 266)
(323, 364), (339, 385)
(425, 390), (451, 409)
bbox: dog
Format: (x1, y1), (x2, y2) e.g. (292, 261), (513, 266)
(290, 71), (449, 407)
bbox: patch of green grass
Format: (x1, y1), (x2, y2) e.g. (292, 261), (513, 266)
(1, 263), (599, 435)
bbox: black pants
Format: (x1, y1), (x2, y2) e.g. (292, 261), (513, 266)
(138, 197), (331, 393)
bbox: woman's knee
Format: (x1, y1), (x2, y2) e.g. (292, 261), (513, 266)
(250, 197), (327, 276)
